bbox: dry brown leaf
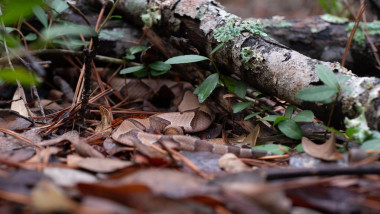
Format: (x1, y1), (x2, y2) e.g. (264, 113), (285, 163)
(67, 155), (133, 173)
(11, 87), (34, 118)
(246, 124), (260, 147)
(31, 180), (78, 212)
(38, 132), (104, 158)
(218, 153), (252, 173)
(95, 105), (112, 134)
(43, 167), (98, 187)
(0, 109), (32, 130)
(302, 134), (342, 161)
(39, 99), (62, 110)
(117, 169), (207, 198)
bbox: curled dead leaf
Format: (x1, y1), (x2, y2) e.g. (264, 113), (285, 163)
(95, 106), (112, 134)
(218, 153), (252, 173)
(302, 134), (342, 161)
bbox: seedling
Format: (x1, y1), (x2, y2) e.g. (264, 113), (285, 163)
(261, 105), (314, 140)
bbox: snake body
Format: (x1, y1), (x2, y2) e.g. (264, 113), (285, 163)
(111, 80), (270, 158)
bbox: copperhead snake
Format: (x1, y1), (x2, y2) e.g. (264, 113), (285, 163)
(111, 79), (270, 158)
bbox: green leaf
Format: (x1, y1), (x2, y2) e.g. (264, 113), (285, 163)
(360, 139), (380, 150)
(244, 112), (260, 120)
(165, 55), (209, 64)
(24, 33), (37, 41)
(120, 65), (146, 74)
(52, 39), (89, 49)
(48, 0), (69, 14)
(261, 105), (272, 111)
(318, 0), (330, 12)
(278, 120), (303, 140)
(273, 116), (288, 126)
(346, 128), (358, 138)
(124, 45), (147, 60)
(232, 102), (252, 113)
(235, 81), (247, 99)
(148, 61), (171, 72)
(252, 144), (290, 155)
(42, 24), (97, 41)
(261, 115), (282, 122)
(32, 5), (48, 28)
(0, 0), (44, 26)
(284, 105), (294, 118)
(111, 15), (122, 19)
(210, 43), (224, 56)
(194, 73), (219, 103)
(128, 46), (147, 55)
(133, 68), (148, 78)
(151, 69), (168, 76)
(316, 64), (339, 89)
(296, 85), (337, 102)
(0, 68), (41, 86)
(99, 30), (125, 39)
(295, 143), (304, 152)
(221, 76), (237, 93)
(292, 110), (315, 122)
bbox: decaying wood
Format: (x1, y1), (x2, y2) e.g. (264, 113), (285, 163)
(262, 16), (380, 77)
(90, 0), (380, 131)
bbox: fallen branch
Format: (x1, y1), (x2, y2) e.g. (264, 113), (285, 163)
(91, 0), (380, 131)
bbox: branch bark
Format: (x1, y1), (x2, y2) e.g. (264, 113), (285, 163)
(92, 0), (380, 131)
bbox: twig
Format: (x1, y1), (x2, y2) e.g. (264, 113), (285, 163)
(79, 48), (96, 126)
(67, 2), (91, 26)
(0, 128), (42, 149)
(0, 49), (131, 65)
(97, 0), (120, 33)
(266, 164), (380, 180)
(341, 1), (366, 66)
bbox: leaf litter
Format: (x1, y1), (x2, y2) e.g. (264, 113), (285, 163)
(0, 4), (380, 214)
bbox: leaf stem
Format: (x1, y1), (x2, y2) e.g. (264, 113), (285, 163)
(325, 90), (340, 137)
(97, 0), (120, 34)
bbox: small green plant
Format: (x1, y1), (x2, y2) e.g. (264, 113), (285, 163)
(296, 64), (351, 131)
(317, 0), (348, 17)
(252, 144), (290, 155)
(120, 51), (209, 77)
(261, 105), (314, 140)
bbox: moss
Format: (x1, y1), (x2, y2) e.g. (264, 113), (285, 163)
(140, 2), (161, 28)
(213, 18), (267, 43)
(320, 14), (348, 24)
(275, 21), (292, 28)
(196, 6), (206, 19)
(345, 21), (380, 45)
(344, 103), (372, 143)
(213, 18), (242, 43)
(240, 47), (263, 70)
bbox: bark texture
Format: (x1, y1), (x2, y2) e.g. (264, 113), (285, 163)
(96, 0), (380, 131)
(262, 16), (380, 77)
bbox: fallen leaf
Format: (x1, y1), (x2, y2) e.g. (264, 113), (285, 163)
(43, 167), (98, 187)
(11, 87), (34, 118)
(0, 109), (32, 130)
(218, 153), (252, 173)
(245, 124), (260, 147)
(67, 155), (133, 173)
(116, 169), (208, 198)
(302, 134), (342, 161)
(31, 180), (78, 212)
(95, 105), (112, 134)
